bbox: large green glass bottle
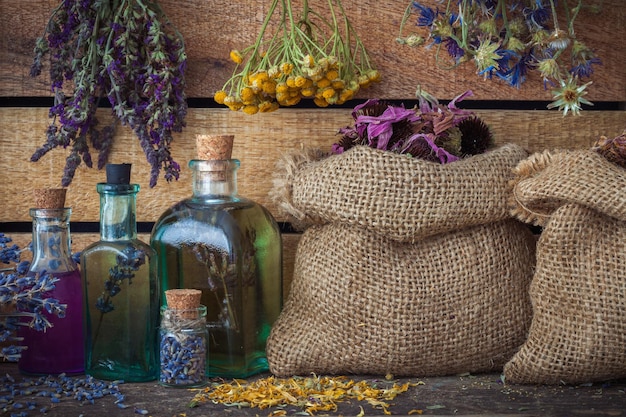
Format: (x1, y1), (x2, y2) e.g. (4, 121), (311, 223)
(150, 135), (282, 378)
(81, 164), (159, 381)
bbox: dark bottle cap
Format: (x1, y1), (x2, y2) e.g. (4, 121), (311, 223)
(106, 163), (132, 184)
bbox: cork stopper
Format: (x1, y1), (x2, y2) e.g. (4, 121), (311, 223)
(165, 289), (201, 309)
(106, 163), (132, 184)
(33, 188), (66, 209)
(196, 134), (234, 160)
(165, 289), (203, 320)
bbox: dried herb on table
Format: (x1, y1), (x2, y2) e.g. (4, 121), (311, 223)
(190, 375), (419, 415)
(31, 0), (187, 187)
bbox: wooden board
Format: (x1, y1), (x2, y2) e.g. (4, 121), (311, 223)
(0, 362), (625, 416)
(0, 0), (625, 102)
(1, 107), (625, 223)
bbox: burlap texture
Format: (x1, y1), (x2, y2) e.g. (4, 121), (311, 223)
(267, 220), (535, 377)
(504, 150), (626, 384)
(271, 144), (530, 242)
(267, 144), (536, 377)
(509, 149), (626, 227)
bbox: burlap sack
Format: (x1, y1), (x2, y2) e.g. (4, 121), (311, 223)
(504, 150), (626, 384)
(272, 144), (530, 241)
(267, 144), (536, 377)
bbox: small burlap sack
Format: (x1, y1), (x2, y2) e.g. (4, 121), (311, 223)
(267, 144), (536, 377)
(504, 150), (626, 384)
(272, 144), (530, 240)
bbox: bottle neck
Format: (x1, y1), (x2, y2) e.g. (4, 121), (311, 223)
(29, 208), (76, 274)
(97, 183), (139, 241)
(190, 160), (240, 200)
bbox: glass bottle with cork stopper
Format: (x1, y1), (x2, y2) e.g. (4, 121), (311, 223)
(81, 163), (159, 381)
(18, 188), (84, 375)
(160, 288), (207, 387)
(150, 134), (283, 378)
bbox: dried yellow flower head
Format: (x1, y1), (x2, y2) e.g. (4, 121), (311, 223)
(215, 0), (380, 113)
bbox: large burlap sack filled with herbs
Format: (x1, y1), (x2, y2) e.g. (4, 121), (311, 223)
(504, 149), (626, 385)
(267, 144), (536, 377)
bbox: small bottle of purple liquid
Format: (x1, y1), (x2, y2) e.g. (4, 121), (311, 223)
(18, 188), (84, 375)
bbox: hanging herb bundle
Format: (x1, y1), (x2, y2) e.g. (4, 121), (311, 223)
(31, 0), (187, 187)
(214, 0), (381, 114)
(398, 0), (601, 116)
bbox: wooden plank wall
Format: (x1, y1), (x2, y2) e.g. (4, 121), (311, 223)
(1, 0), (625, 296)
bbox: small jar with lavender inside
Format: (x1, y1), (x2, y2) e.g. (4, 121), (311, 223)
(160, 289), (208, 387)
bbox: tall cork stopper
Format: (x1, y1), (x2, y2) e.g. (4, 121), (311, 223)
(165, 289), (202, 319)
(33, 188), (66, 209)
(196, 134), (234, 160)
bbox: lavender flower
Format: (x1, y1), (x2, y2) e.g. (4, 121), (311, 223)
(31, 0), (187, 187)
(0, 372), (129, 411)
(0, 233), (66, 362)
(95, 245), (146, 314)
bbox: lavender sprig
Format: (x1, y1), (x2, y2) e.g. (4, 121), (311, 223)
(89, 244), (145, 359)
(95, 244), (146, 314)
(0, 233), (67, 362)
(31, 0), (187, 187)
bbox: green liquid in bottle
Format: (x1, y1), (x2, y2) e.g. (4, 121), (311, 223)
(151, 159), (282, 378)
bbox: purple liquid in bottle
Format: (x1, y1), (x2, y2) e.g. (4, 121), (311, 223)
(18, 202), (85, 376)
(18, 269), (85, 375)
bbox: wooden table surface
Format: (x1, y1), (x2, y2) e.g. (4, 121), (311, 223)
(1, 363), (625, 417)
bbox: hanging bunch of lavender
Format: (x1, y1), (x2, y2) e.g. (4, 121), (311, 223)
(0, 233), (66, 361)
(30, 0), (188, 187)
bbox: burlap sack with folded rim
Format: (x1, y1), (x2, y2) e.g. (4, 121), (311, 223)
(272, 144), (530, 240)
(504, 149), (626, 385)
(267, 144), (536, 377)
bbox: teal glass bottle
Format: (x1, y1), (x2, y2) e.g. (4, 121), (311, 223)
(18, 188), (84, 375)
(81, 164), (159, 381)
(150, 135), (282, 378)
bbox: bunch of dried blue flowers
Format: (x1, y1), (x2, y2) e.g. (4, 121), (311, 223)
(332, 89), (493, 162)
(398, 0), (601, 115)
(0, 233), (66, 362)
(31, 0), (187, 187)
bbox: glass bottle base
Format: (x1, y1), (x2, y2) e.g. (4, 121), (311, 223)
(207, 353), (269, 379)
(86, 362), (157, 382)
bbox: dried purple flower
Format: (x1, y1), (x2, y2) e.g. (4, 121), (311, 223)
(332, 90), (490, 164)
(0, 233), (66, 361)
(31, 0), (187, 187)
(458, 116), (495, 156)
(95, 244), (146, 314)
(592, 130), (626, 169)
